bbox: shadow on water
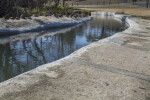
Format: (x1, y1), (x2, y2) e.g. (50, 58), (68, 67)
(0, 15), (126, 82)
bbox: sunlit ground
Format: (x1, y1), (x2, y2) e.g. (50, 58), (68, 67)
(71, 4), (150, 19)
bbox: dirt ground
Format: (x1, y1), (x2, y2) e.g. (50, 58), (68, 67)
(66, 0), (146, 5)
(77, 4), (150, 19)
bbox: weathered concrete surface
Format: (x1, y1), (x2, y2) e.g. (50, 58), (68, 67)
(0, 16), (91, 35)
(0, 13), (150, 100)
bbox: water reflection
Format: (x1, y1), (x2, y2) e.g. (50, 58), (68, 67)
(0, 15), (126, 82)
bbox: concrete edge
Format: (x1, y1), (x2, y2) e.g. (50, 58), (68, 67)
(0, 16), (92, 36)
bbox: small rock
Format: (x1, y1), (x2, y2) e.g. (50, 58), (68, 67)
(104, 82), (110, 86)
(9, 17), (14, 20)
(132, 89), (137, 92)
(16, 17), (19, 20)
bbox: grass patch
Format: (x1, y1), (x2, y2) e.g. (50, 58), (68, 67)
(2, 5), (92, 19)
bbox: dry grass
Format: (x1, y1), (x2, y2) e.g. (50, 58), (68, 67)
(76, 4), (150, 19)
(66, 0), (145, 5)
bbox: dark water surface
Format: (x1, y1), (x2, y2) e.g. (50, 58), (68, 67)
(0, 15), (126, 82)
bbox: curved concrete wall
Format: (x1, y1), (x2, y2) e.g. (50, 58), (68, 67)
(0, 11), (130, 84)
(0, 11), (137, 97)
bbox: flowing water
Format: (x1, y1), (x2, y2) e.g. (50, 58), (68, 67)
(0, 14), (127, 82)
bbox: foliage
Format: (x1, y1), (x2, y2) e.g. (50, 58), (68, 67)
(43, 5), (48, 11)
(0, 0), (91, 19)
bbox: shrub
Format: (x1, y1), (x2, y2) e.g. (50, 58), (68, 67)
(42, 5), (48, 11)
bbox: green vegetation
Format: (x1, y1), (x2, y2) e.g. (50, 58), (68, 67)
(0, 0), (91, 19)
(28, 5), (91, 17)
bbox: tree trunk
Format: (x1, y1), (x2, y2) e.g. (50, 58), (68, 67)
(109, 0), (111, 5)
(147, 0), (149, 8)
(133, 0), (134, 5)
(63, 0), (65, 5)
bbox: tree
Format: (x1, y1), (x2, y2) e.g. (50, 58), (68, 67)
(103, 0), (105, 5)
(53, 0), (60, 7)
(124, 0), (128, 3)
(132, 0), (137, 5)
(146, 0), (149, 8)
(0, 0), (14, 18)
(63, 0), (65, 5)
(109, 0), (111, 4)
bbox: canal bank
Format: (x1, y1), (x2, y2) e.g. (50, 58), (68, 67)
(0, 16), (92, 36)
(0, 12), (150, 100)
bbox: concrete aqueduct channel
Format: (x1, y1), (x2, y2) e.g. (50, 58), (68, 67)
(0, 12), (150, 100)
